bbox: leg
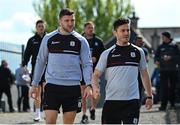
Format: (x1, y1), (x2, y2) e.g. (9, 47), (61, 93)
(90, 93), (100, 120)
(63, 111), (76, 124)
(17, 86), (22, 112)
(101, 101), (121, 124)
(22, 86), (30, 111)
(81, 85), (87, 115)
(159, 71), (168, 110)
(45, 110), (58, 124)
(4, 86), (14, 112)
(121, 100), (140, 124)
(169, 71), (177, 107)
(33, 85), (42, 121)
(62, 95), (81, 124)
(0, 88), (3, 108)
(80, 85), (89, 123)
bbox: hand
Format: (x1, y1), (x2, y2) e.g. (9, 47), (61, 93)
(145, 98), (153, 110)
(83, 86), (93, 99)
(164, 55), (171, 61)
(155, 61), (160, 66)
(29, 86), (39, 100)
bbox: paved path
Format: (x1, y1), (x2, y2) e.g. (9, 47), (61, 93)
(0, 104), (180, 124)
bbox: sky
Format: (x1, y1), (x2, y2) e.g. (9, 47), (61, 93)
(0, 0), (180, 45)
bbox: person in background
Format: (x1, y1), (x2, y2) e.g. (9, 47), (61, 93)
(151, 65), (160, 104)
(29, 8), (93, 124)
(155, 31), (180, 111)
(92, 18), (153, 124)
(15, 64), (31, 112)
(134, 36), (149, 104)
(80, 21), (105, 124)
(0, 60), (15, 112)
(22, 19), (46, 121)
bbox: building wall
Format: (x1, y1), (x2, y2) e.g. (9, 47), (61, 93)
(139, 27), (180, 51)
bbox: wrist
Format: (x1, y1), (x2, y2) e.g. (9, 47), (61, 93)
(87, 84), (92, 89)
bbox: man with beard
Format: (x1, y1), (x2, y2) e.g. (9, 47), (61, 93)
(29, 8), (93, 124)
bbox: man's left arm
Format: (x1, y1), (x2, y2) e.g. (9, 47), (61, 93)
(139, 48), (153, 110)
(80, 37), (93, 98)
(140, 68), (153, 110)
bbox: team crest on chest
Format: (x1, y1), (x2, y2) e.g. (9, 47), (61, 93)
(95, 42), (98, 46)
(130, 52), (136, 57)
(70, 41), (75, 46)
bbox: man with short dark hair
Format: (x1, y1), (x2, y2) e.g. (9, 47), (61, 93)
(155, 31), (180, 111)
(134, 36), (149, 102)
(80, 21), (105, 124)
(29, 8), (93, 124)
(23, 19), (46, 121)
(92, 18), (153, 124)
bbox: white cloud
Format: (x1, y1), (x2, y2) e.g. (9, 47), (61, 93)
(0, 32), (33, 45)
(131, 0), (180, 27)
(13, 12), (40, 27)
(0, 11), (40, 44)
(0, 12), (39, 32)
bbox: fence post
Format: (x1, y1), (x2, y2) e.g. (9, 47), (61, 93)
(21, 44), (24, 63)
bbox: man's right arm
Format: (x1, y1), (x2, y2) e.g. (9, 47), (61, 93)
(23, 39), (32, 66)
(92, 69), (102, 99)
(31, 36), (48, 86)
(154, 46), (161, 65)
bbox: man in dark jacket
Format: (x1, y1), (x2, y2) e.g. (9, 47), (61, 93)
(155, 31), (180, 111)
(80, 21), (105, 124)
(22, 19), (46, 121)
(0, 60), (15, 112)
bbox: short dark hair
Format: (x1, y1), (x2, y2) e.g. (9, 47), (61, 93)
(113, 18), (130, 31)
(84, 21), (94, 28)
(135, 36), (143, 41)
(36, 20), (44, 26)
(1, 60), (7, 65)
(59, 8), (74, 19)
(162, 31), (171, 39)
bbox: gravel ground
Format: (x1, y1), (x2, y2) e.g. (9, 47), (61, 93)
(0, 104), (179, 124)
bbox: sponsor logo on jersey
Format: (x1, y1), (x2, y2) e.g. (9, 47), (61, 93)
(51, 41), (60, 44)
(112, 54), (121, 57)
(33, 41), (38, 44)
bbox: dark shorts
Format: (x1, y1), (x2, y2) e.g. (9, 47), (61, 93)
(102, 99), (140, 124)
(43, 83), (82, 113)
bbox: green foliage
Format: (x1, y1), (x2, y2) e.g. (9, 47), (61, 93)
(33, 0), (134, 41)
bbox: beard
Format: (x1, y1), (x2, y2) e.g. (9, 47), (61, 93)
(61, 25), (74, 33)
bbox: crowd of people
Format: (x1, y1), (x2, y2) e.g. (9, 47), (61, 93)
(0, 8), (180, 124)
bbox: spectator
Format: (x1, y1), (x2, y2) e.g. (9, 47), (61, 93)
(80, 21), (105, 124)
(0, 60), (15, 112)
(155, 31), (180, 111)
(22, 19), (46, 121)
(15, 64), (31, 112)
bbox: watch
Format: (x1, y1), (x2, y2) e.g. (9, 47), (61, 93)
(87, 84), (92, 89)
(146, 96), (153, 99)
